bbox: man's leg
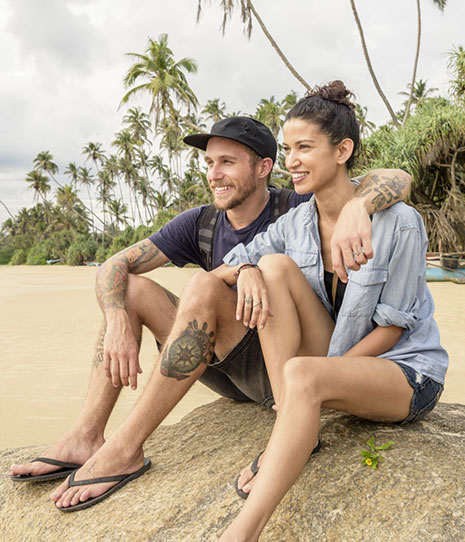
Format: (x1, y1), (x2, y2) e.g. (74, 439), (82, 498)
(51, 271), (248, 509)
(10, 275), (179, 478)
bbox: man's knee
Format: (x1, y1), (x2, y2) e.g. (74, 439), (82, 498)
(181, 270), (232, 310)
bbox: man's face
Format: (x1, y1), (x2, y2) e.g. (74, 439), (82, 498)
(204, 137), (260, 211)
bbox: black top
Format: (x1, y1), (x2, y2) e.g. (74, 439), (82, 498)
(323, 270), (347, 320)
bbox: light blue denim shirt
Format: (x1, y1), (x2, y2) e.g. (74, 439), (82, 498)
(224, 197), (449, 384)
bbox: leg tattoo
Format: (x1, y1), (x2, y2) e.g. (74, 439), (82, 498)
(93, 324), (106, 368)
(160, 320), (215, 381)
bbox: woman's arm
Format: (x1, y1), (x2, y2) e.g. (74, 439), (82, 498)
(343, 324), (403, 358)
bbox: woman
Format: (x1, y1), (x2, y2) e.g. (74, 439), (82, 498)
(214, 81), (448, 541)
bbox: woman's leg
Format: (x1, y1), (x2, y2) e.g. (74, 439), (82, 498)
(221, 355), (413, 542)
(256, 254), (334, 403)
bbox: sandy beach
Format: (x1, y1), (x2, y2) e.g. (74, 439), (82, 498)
(0, 265), (464, 450)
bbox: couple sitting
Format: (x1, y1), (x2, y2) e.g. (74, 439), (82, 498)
(11, 81), (448, 542)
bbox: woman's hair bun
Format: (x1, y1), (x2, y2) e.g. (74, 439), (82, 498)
(305, 80), (355, 110)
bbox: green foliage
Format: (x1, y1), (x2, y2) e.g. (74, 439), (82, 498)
(152, 209), (178, 231)
(360, 436), (395, 470)
(95, 245), (109, 264)
(10, 249), (28, 265)
(66, 235), (98, 266)
(26, 243), (49, 265)
(0, 246), (15, 265)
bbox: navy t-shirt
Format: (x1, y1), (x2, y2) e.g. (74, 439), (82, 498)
(149, 190), (311, 270)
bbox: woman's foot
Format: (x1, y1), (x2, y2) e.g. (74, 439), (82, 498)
(51, 439), (145, 509)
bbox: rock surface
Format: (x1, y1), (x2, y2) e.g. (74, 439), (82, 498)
(1, 400), (464, 542)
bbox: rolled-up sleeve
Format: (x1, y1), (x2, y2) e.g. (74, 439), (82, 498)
(372, 224), (423, 331)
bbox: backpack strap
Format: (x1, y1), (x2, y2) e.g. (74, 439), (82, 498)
(197, 204), (221, 271)
(269, 185), (294, 223)
(196, 187), (294, 271)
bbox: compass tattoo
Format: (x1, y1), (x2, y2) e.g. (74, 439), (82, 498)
(160, 320), (215, 381)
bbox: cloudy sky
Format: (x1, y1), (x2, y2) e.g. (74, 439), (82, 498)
(1, 0), (464, 224)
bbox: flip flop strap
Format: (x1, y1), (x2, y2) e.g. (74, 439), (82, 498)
(68, 470), (129, 487)
(250, 451), (263, 475)
(33, 457), (81, 470)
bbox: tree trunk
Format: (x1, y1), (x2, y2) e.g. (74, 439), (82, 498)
(247, 0), (311, 91)
(403, 0), (421, 125)
(349, 0), (400, 127)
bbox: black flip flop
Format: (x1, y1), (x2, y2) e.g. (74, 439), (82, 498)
(10, 457), (82, 482)
(235, 440), (321, 500)
(56, 458), (151, 512)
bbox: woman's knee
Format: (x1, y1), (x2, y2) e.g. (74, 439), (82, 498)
(283, 356), (324, 403)
(258, 253), (298, 279)
(181, 270), (229, 308)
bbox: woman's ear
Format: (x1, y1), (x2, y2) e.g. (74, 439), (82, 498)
(336, 138), (354, 165)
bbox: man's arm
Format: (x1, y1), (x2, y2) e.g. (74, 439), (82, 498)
(331, 169), (411, 282)
(96, 239), (170, 389)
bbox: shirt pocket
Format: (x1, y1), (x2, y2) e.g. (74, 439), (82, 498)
(340, 267), (387, 317)
(284, 249), (318, 270)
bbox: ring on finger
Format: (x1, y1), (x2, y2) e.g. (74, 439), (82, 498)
(244, 296), (253, 304)
(253, 301), (262, 308)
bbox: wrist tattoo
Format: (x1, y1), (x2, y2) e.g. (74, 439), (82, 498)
(354, 174), (408, 211)
(160, 320), (215, 381)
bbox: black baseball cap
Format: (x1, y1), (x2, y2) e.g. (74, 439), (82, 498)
(183, 116), (277, 163)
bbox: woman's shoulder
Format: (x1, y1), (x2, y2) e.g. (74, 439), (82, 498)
(375, 201), (422, 228)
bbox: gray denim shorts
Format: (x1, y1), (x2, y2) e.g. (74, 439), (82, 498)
(199, 328), (274, 407)
(395, 362), (444, 424)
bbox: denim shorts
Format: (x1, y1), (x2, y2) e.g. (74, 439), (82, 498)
(395, 362), (444, 424)
(199, 328), (274, 407)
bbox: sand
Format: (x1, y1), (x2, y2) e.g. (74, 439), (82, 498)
(0, 265), (464, 449)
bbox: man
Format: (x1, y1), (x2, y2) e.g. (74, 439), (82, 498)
(11, 117), (411, 510)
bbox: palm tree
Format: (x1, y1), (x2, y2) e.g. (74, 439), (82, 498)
(33, 150), (63, 187)
(197, 1), (310, 91)
(201, 98), (226, 123)
(78, 166), (96, 231)
(349, 0), (399, 127)
(82, 142), (106, 174)
(399, 79), (439, 109)
(402, 0), (447, 125)
(64, 162), (80, 188)
(120, 34), (199, 134)
(355, 104), (376, 137)
(107, 199), (129, 232)
(448, 45), (465, 101)
(255, 96), (285, 138)
(26, 170), (51, 203)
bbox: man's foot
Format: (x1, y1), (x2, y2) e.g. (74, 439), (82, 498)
(235, 440), (321, 499)
(51, 440), (145, 510)
(10, 430), (104, 481)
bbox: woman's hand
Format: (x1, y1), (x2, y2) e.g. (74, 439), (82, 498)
(236, 267), (273, 329)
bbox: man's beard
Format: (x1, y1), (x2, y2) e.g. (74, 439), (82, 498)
(212, 179), (258, 211)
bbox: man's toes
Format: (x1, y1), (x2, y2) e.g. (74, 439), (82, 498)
(50, 479), (69, 503)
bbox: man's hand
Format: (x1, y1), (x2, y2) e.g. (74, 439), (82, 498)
(331, 198), (374, 282)
(103, 310), (142, 390)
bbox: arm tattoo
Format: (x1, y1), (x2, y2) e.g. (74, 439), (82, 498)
(160, 320), (215, 381)
(354, 173), (408, 212)
(96, 242), (162, 311)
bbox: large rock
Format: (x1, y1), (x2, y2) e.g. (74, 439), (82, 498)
(1, 400), (464, 541)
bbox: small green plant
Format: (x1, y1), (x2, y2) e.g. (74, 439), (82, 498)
(360, 436), (395, 470)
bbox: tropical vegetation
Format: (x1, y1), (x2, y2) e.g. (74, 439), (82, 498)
(1, 10), (464, 265)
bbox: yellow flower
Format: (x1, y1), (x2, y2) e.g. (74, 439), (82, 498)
(365, 458), (373, 466)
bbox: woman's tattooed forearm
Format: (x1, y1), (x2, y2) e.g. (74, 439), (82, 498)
(160, 320), (215, 381)
(354, 174), (408, 211)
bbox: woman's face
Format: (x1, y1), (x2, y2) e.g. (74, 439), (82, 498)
(282, 118), (342, 195)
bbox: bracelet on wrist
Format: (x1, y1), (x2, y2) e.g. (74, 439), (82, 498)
(233, 263), (261, 279)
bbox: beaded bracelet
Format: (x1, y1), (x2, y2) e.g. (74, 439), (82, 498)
(233, 263), (261, 279)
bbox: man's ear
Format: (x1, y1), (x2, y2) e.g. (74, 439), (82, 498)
(336, 138), (354, 165)
(257, 157), (274, 179)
